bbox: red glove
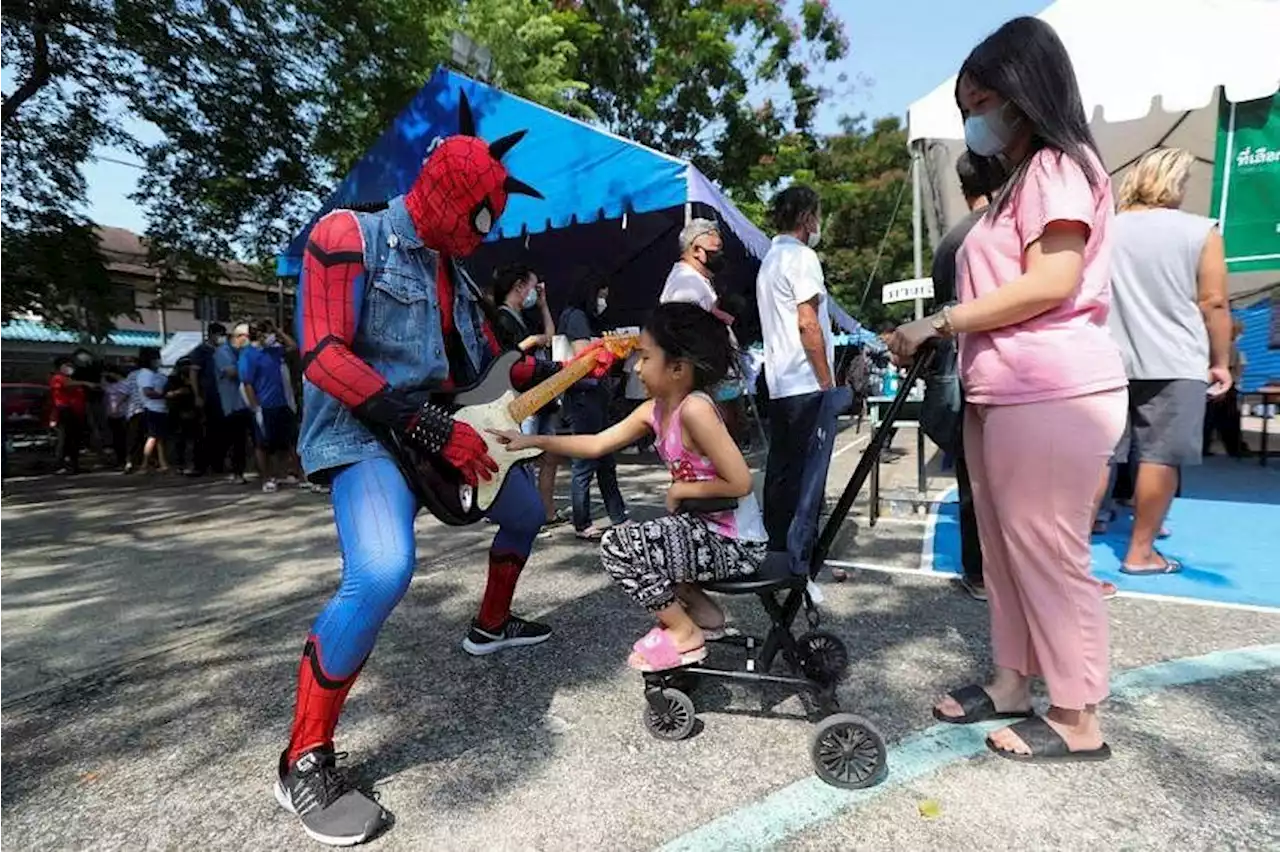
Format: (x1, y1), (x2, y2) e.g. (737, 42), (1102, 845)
(440, 421), (499, 488)
(573, 340), (619, 379)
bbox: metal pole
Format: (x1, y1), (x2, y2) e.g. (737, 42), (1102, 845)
(911, 141), (924, 320)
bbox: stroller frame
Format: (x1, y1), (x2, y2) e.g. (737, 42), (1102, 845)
(639, 350), (935, 789)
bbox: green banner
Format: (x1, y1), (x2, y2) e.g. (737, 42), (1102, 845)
(1211, 93), (1280, 273)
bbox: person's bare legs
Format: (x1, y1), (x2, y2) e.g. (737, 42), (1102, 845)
(627, 601), (705, 667)
(1124, 461), (1178, 566)
(988, 704), (1104, 753)
(933, 666), (1032, 719)
(676, 583), (725, 630)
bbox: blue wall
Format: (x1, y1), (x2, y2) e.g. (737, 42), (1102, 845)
(1234, 297), (1279, 393)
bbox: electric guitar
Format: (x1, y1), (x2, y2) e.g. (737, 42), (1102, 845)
(381, 333), (639, 526)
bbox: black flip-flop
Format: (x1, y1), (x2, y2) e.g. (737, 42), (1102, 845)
(987, 716), (1111, 763)
(1120, 554), (1182, 576)
(932, 684), (1034, 725)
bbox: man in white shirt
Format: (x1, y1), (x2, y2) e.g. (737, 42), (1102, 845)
(756, 185), (834, 550)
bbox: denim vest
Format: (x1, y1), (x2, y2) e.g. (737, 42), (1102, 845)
(298, 196), (494, 476)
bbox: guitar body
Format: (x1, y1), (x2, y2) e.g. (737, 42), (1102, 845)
(380, 351), (540, 526)
(378, 336), (637, 526)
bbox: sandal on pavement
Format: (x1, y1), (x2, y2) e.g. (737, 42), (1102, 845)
(574, 527), (605, 541)
(933, 684), (1034, 725)
(1120, 554), (1182, 576)
(986, 716), (1111, 763)
(628, 627), (707, 672)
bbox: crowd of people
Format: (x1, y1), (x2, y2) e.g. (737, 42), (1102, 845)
(46, 319), (322, 494)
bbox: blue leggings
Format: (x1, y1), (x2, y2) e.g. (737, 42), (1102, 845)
(309, 456), (542, 678)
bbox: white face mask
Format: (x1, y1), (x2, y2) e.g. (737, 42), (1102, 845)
(807, 225), (822, 249)
(596, 296), (608, 315)
(522, 287), (539, 310)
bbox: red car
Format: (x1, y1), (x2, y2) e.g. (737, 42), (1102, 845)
(2, 383), (55, 449)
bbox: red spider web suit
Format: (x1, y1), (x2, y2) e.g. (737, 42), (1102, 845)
(298, 97), (547, 482)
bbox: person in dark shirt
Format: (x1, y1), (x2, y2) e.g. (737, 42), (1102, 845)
(490, 264), (564, 522)
(559, 271), (627, 538)
(166, 356), (201, 473)
(931, 152), (1001, 601)
(190, 323), (227, 476)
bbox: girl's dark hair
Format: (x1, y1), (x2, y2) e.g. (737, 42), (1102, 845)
(138, 347), (161, 364)
(769, 184), (821, 232)
(957, 17), (1101, 216)
(566, 270), (609, 316)
(491, 264), (534, 306)
(645, 302), (736, 391)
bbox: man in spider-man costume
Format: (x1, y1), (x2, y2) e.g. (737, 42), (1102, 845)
(275, 96), (610, 845)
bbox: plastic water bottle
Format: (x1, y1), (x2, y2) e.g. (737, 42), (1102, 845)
(882, 370), (898, 397)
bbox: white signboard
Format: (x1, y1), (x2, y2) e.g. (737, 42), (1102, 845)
(882, 278), (934, 305)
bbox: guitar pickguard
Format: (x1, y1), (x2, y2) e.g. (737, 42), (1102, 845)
(451, 391), (542, 512)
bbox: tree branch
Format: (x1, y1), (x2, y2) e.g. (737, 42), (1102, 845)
(2, 20), (52, 128)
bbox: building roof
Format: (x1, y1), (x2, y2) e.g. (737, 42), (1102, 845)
(0, 320), (165, 348)
(96, 226), (273, 292)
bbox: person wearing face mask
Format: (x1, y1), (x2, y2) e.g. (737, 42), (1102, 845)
(49, 355), (94, 474)
(559, 271), (628, 539)
(660, 219), (736, 327)
(886, 17), (1126, 764)
(490, 264), (565, 523)
(490, 264), (555, 354)
(755, 184), (835, 551)
(136, 347), (172, 473)
(214, 323), (253, 483)
(189, 323), (228, 477)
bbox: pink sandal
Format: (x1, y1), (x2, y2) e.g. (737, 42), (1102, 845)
(628, 627), (707, 672)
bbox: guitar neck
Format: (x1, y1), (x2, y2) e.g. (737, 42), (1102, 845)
(508, 357), (597, 422)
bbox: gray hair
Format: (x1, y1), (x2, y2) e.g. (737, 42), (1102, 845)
(678, 218), (721, 253)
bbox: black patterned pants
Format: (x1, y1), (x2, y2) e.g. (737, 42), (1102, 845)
(600, 514), (766, 612)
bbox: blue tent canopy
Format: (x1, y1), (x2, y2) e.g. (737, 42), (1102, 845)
(277, 67), (769, 278)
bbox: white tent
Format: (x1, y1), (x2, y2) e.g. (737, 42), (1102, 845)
(905, 0), (1280, 298)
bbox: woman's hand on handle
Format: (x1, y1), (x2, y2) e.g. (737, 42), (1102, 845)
(886, 316), (940, 361)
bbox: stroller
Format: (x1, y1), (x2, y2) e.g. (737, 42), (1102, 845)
(639, 349), (934, 789)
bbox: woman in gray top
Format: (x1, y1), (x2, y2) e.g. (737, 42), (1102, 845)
(1102, 147), (1233, 575)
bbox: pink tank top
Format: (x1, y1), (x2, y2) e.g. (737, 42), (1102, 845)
(650, 392), (767, 542)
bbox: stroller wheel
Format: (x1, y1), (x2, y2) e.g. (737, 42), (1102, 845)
(798, 630), (850, 685)
(643, 688), (696, 741)
(810, 713), (887, 789)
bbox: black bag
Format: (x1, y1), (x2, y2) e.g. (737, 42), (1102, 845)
(920, 338), (963, 455)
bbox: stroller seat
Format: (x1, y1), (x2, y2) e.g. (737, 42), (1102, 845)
(702, 552), (799, 594)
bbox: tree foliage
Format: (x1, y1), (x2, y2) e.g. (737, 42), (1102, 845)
(811, 115), (919, 330)
(0, 0), (869, 335)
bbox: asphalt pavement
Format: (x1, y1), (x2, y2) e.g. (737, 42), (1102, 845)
(2, 428), (1277, 850)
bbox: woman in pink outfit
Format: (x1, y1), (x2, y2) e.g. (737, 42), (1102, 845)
(888, 17), (1127, 762)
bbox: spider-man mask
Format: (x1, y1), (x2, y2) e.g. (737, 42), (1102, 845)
(404, 93), (543, 258)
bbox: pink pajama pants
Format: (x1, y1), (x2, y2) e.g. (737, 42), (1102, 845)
(964, 389), (1127, 709)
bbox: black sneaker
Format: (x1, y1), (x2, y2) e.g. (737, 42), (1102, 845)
(275, 747), (388, 846)
(461, 615), (552, 656)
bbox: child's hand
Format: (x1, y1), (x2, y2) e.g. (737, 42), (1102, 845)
(486, 428), (534, 452)
(665, 481), (692, 514)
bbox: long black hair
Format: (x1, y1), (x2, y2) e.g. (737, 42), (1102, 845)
(645, 302), (736, 392)
(566, 270), (609, 319)
(491, 264), (534, 307)
(957, 17), (1100, 216)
